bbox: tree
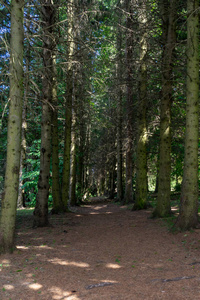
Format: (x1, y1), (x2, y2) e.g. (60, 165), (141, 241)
(153, 0), (176, 217)
(116, 1), (124, 202)
(51, 54), (63, 213)
(176, 0), (199, 230)
(33, 0), (56, 227)
(0, 0), (24, 253)
(62, 0), (75, 211)
(17, 3), (31, 208)
(124, 0), (134, 204)
(134, 0), (148, 210)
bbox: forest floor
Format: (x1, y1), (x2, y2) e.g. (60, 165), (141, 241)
(1, 197), (200, 300)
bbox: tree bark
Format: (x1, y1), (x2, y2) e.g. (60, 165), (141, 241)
(153, 0), (176, 217)
(116, 2), (123, 202)
(176, 0), (199, 230)
(134, 0), (148, 210)
(0, 0), (24, 253)
(124, 0), (134, 204)
(17, 10), (30, 207)
(52, 55), (63, 213)
(62, 0), (75, 211)
(33, 0), (56, 227)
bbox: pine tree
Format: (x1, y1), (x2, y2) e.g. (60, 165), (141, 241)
(0, 0), (24, 253)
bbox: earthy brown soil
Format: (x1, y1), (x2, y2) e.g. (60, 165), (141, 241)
(1, 198), (200, 300)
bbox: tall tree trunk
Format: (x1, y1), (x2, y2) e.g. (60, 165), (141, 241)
(153, 0), (176, 217)
(69, 94), (77, 206)
(116, 2), (123, 202)
(176, 0), (199, 230)
(18, 65), (28, 208)
(17, 9), (31, 207)
(62, 0), (75, 211)
(33, 0), (55, 227)
(0, 0), (24, 253)
(134, 0), (148, 210)
(52, 55), (63, 213)
(77, 127), (84, 201)
(124, 0), (134, 204)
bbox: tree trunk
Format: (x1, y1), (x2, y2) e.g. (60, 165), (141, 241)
(52, 55), (62, 213)
(124, 0), (134, 204)
(134, 0), (148, 210)
(18, 69), (28, 208)
(69, 96), (77, 206)
(116, 2), (123, 202)
(176, 0), (199, 230)
(69, 142), (77, 206)
(0, 0), (24, 253)
(153, 0), (176, 217)
(62, 0), (75, 211)
(33, 0), (55, 227)
(17, 12), (30, 208)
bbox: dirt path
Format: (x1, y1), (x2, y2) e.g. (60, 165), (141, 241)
(1, 198), (200, 299)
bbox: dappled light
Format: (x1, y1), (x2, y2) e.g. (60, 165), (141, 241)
(3, 284), (14, 290)
(49, 287), (81, 300)
(1, 201), (200, 299)
(106, 263), (122, 269)
(48, 258), (90, 268)
(16, 246), (30, 250)
(28, 283), (43, 290)
(0, 0), (199, 298)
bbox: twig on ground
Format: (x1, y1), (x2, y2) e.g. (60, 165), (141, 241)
(152, 276), (195, 283)
(85, 282), (115, 289)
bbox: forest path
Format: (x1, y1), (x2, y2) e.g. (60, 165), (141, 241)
(1, 198), (200, 299)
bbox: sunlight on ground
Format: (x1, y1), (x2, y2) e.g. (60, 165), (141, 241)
(3, 284), (14, 290)
(93, 205), (107, 210)
(90, 279), (118, 284)
(106, 263), (121, 269)
(29, 283), (43, 290)
(16, 244), (53, 251)
(49, 258), (90, 268)
(0, 259), (11, 267)
(16, 246), (29, 250)
(49, 287), (81, 300)
(36, 245), (53, 250)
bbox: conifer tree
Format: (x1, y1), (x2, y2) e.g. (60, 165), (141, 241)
(0, 0), (24, 253)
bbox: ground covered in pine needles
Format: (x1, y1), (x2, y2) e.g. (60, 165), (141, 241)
(1, 197), (200, 299)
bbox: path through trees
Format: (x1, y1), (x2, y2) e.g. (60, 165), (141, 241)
(1, 199), (200, 299)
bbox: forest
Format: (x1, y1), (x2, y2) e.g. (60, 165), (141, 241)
(0, 0), (200, 256)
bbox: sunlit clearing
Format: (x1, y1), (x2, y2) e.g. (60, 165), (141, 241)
(49, 258), (90, 268)
(49, 287), (81, 300)
(3, 285), (14, 290)
(90, 212), (100, 215)
(106, 263), (121, 269)
(105, 212), (112, 214)
(29, 283), (43, 290)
